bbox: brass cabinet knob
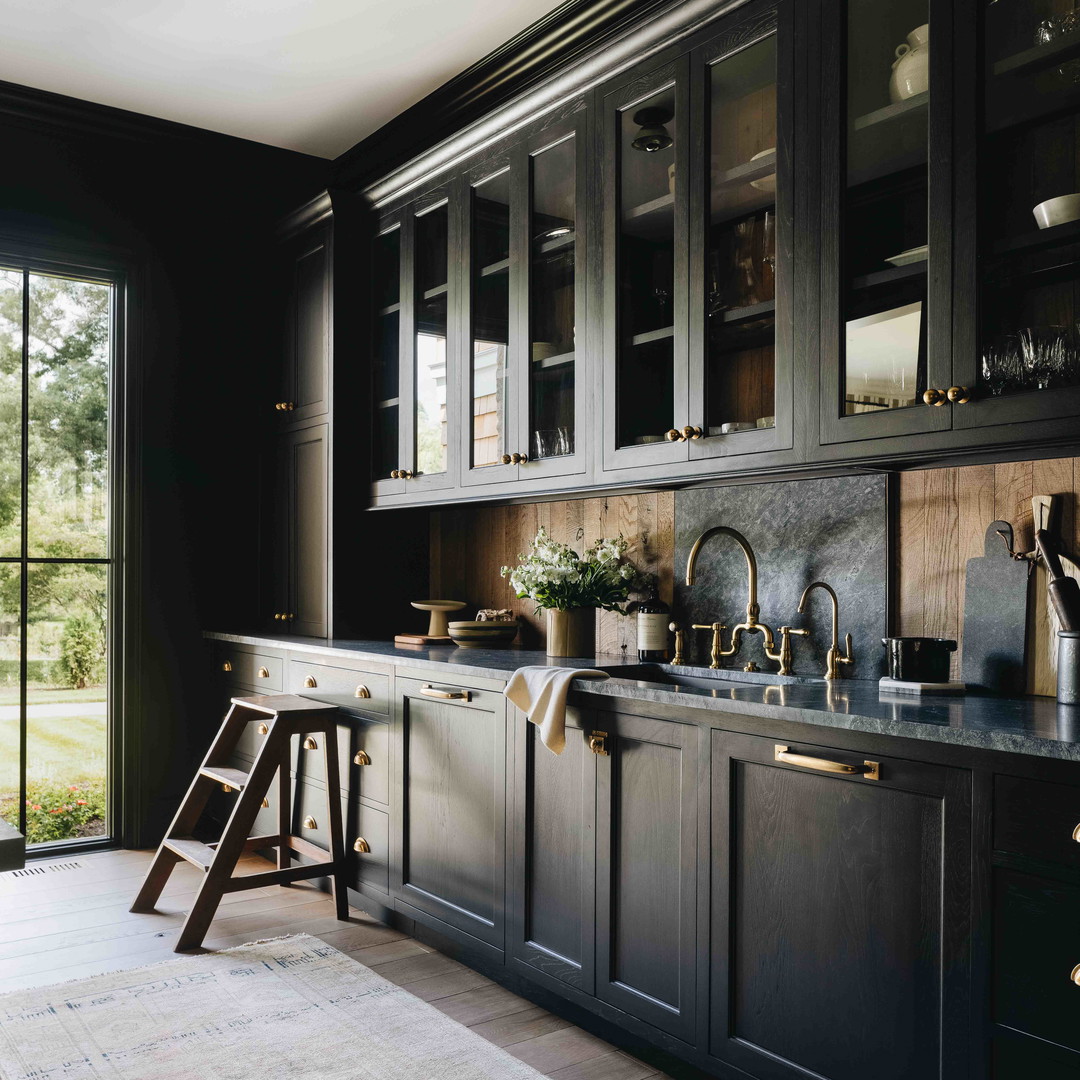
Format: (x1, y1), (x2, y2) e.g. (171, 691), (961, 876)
(222, 661), (232, 672)
(354, 750), (371, 766)
(923, 388), (946, 406)
(274, 401), (296, 412)
(285, 613), (295, 622)
(221, 783), (234, 793)
(1072, 963), (1080, 986)
(400, 469), (414, 480)
(500, 453), (513, 465)
(390, 469), (400, 479)
(302, 815), (317, 829)
(257, 666), (270, 678)
(302, 736), (318, 750)
(510, 452), (529, 464)
(353, 836), (371, 854)
(303, 675), (317, 688)
(681, 426), (703, 440)
(665, 428), (682, 442)
(947, 385), (971, 404)
(354, 684), (371, 699)
(257, 722), (269, 735)
(273, 613), (282, 621)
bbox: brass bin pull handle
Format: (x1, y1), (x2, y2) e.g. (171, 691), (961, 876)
(420, 684), (471, 701)
(257, 723), (269, 735)
(222, 661), (232, 672)
(353, 837), (371, 854)
(303, 675), (317, 688)
(257, 666), (270, 679)
(774, 744), (880, 781)
(354, 685), (371, 699)
(354, 750), (371, 766)
(302, 736), (319, 750)
(302, 816), (317, 829)
(1071, 963), (1080, 986)
(1072, 822), (1080, 843)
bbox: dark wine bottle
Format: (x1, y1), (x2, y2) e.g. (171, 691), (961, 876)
(636, 588), (670, 662)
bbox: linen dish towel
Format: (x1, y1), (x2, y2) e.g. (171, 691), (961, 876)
(504, 666), (609, 755)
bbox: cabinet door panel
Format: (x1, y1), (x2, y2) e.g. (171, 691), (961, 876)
(393, 678), (506, 948)
(349, 801), (390, 896)
(279, 424), (328, 638)
(596, 713), (698, 1041)
(281, 226), (330, 424)
(711, 731), (971, 1080)
(509, 704), (595, 991)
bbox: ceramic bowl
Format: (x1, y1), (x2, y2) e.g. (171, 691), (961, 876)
(1033, 194), (1080, 230)
(448, 620), (519, 648)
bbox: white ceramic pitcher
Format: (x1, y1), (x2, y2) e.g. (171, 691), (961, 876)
(889, 23), (929, 103)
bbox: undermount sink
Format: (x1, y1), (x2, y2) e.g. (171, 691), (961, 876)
(601, 663), (824, 690)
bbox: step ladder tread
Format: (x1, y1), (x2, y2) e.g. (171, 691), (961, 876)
(231, 694), (339, 715)
(163, 837), (217, 870)
(200, 765), (252, 789)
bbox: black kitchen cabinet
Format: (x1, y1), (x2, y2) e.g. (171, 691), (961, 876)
(391, 674), (508, 952)
(595, 711), (700, 1043)
(710, 730), (971, 1080)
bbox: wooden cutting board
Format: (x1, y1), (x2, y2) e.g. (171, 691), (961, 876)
(962, 521), (1030, 694)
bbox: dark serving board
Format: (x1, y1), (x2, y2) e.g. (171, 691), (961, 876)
(962, 521), (1030, 694)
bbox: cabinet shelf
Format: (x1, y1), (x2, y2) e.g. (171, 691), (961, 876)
(536, 231), (575, 256)
(623, 193), (674, 239)
(852, 92), (928, 132)
(532, 350), (574, 369)
(376, 397), (400, 409)
(422, 283), (449, 300)
(713, 151), (777, 190)
(717, 298), (776, 324)
(480, 258), (510, 278)
(850, 261), (927, 291)
(379, 302), (401, 317)
(990, 219), (1080, 258)
(629, 325), (675, 346)
(994, 31), (1080, 78)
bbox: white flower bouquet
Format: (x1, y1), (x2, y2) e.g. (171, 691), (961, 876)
(500, 527), (648, 612)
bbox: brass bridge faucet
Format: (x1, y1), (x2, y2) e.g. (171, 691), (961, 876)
(686, 526), (804, 674)
(797, 580), (854, 680)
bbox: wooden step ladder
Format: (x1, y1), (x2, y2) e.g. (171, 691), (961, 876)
(131, 694), (350, 951)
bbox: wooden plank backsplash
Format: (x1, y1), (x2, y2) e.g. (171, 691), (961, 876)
(431, 456), (1079, 683)
(430, 492), (675, 653)
(897, 456), (1080, 682)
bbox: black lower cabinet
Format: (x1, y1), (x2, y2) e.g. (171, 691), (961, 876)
(509, 704), (597, 992)
(993, 1033), (1080, 1079)
(709, 731), (972, 1080)
(391, 676), (507, 952)
(595, 712), (700, 1044)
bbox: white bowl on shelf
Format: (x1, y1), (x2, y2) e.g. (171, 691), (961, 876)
(1033, 194), (1080, 230)
(749, 147), (776, 193)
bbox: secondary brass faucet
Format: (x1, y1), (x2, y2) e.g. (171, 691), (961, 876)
(797, 580), (854, 680)
(686, 526), (800, 673)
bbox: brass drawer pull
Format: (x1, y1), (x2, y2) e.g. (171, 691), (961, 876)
(353, 836), (371, 854)
(303, 675), (317, 688)
(257, 722), (269, 735)
(588, 731), (609, 756)
(257, 666), (270, 679)
(303, 816), (317, 829)
(354, 750), (371, 766)
(355, 684), (371, 699)
(302, 736), (319, 750)
(261, 797), (270, 808)
(222, 784), (234, 793)
(774, 744), (880, 781)
(222, 661), (232, 672)
(1073, 822), (1080, 843)
(1072, 963), (1080, 986)
(420, 683), (471, 701)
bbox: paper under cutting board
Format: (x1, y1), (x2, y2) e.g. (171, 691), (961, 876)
(962, 521), (1030, 694)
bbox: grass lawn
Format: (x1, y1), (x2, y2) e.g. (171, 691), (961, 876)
(0, 687), (107, 707)
(0, 696), (107, 794)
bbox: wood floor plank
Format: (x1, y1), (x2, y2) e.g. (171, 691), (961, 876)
(431, 982), (539, 1026)
(471, 1005), (574, 1047)
(506, 1027), (616, 1074)
(548, 1050), (661, 1080)
(397, 964), (496, 1001)
(374, 950), (464, 986)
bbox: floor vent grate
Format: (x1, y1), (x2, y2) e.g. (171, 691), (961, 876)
(3, 861), (83, 878)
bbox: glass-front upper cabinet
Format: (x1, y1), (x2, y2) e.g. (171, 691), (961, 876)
(370, 187), (459, 496)
(459, 109), (588, 488)
(688, 2), (794, 464)
(949, 0), (1080, 432)
(602, 58), (687, 473)
(819, 0), (953, 444)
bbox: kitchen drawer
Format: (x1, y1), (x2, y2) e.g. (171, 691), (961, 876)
(994, 1036), (1080, 1079)
(994, 868), (1080, 1053)
(350, 715), (390, 806)
(218, 648), (283, 691)
(291, 777), (342, 854)
(994, 775), (1080, 870)
(348, 802), (389, 895)
(289, 659), (390, 714)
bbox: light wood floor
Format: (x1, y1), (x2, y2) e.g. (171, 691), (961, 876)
(0, 849), (672, 1080)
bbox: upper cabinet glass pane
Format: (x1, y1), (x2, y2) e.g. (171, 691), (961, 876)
(470, 170), (511, 470)
(617, 84), (677, 447)
(372, 226), (400, 481)
(841, 0), (929, 417)
(529, 135), (576, 460)
(706, 33), (778, 436)
(415, 205), (448, 477)
(978, 1), (1080, 399)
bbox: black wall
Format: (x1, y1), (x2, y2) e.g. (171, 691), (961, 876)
(0, 89), (328, 843)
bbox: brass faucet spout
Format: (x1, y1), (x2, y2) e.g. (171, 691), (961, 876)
(685, 526), (759, 623)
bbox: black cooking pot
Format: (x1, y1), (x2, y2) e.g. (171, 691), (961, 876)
(881, 637), (957, 683)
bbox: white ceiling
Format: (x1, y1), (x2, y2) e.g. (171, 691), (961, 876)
(0, 0), (565, 158)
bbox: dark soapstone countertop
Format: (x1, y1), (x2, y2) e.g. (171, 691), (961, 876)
(205, 631), (1080, 763)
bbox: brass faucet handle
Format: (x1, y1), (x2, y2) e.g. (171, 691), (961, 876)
(692, 622), (725, 631)
(669, 621), (685, 666)
(779, 626), (809, 637)
(839, 632), (854, 665)
(692, 623), (726, 670)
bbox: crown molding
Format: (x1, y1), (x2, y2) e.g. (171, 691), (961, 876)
(338, 0), (749, 208)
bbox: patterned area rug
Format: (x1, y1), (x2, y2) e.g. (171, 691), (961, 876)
(0, 934), (548, 1079)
